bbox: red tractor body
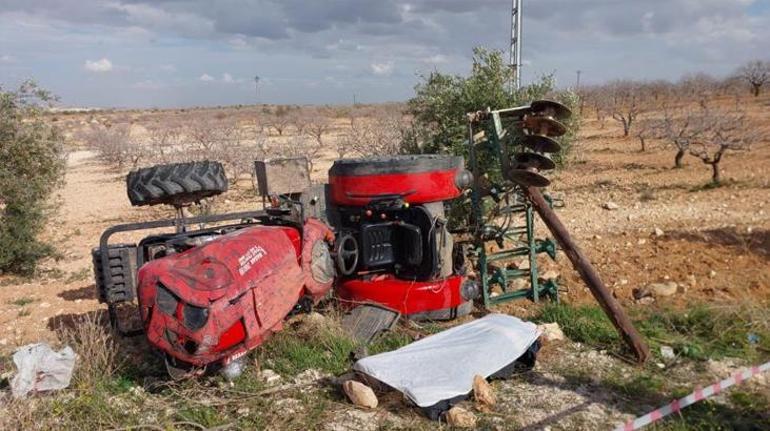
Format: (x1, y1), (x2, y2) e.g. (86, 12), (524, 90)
(94, 156), (474, 375)
(135, 219), (333, 368)
(329, 156), (476, 318)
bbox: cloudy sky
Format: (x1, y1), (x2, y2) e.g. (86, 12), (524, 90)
(1, 0), (768, 107)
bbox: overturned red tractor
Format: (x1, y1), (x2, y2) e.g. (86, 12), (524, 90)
(93, 155), (474, 376)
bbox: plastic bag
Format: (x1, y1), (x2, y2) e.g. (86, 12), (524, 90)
(11, 343), (77, 398)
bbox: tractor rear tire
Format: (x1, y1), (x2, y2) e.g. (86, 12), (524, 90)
(126, 161), (228, 207)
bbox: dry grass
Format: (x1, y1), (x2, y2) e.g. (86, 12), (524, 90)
(58, 311), (123, 390)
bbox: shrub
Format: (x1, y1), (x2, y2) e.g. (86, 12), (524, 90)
(0, 81), (66, 275)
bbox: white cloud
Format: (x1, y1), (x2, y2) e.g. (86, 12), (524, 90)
(84, 58), (113, 72)
(222, 73), (235, 83)
(0, 54), (15, 63)
(370, 61), (394, 76)
(199, 73), (215, 81)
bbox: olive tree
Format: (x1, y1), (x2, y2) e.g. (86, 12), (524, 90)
(0, 81), (66, 275)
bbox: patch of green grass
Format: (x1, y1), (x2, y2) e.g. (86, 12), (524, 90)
(258, 325), (358, 376)
(652, 389), (770, 430)
(535, 303), (770, 362)
(177, 405), (228, 428)
(368, 330), (413, 355)
(535, 303), (620, 349)
(8, 296), (37, 307)
(17, 309), (31, 317)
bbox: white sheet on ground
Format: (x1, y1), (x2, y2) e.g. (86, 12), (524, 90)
(11, 343), (77, 398)
(353, 313), (540, 407)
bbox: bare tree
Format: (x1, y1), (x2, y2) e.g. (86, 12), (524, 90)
(737, 60), (769, 97)
(147, 125), (183, 164)
(266, 112), (291, 136)
(269, 136), (323, 171)
(688, 106), (757, 184)
(657, 105), (708, 169)
(343, 112), (406, 157)
(634, 117), (657, 152)
(82, 123), (144, 169)
(304, 116), (331, 149)
(603, 80), (645, 137)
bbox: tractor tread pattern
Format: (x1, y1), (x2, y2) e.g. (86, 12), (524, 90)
(126, 160), (228, 207)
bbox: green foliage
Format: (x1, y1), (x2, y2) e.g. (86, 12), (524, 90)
(405, 47), (579, 162)
(0, 80), (66, 275)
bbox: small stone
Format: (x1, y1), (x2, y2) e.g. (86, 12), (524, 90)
(687, 274), (697, 287)
(293, 368), (328, 385)
(637, 238), (647, 245)
(602, 202), (619, 210)
(538, 322), (565, 342)
(342, 380), (378, 409)
(259, 369), (282, 386)
(236, 407), (250, 416)
(709, 270), (717, 278)
(660, 346), (675, 359)
(541, 270), (559, 280)
(619, 279), (629, 286)
(40, 302), (51, 308)
(656, 362), (666, 369)
(653, 227), (665, 237)
(636, 297), (655, 305)
(594, 234), (602, 240)
(446, 407), (477, 428)
(473, 375), (496, 406)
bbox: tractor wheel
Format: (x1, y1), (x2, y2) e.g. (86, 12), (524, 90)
(126, 160), (228, 207)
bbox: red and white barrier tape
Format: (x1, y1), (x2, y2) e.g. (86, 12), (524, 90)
(614, 360), (770, 431)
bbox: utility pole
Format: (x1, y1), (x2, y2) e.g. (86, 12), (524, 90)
(576, 70), (582, 89)
(509, 0), (523, 94)
(254, 75), (260, 103)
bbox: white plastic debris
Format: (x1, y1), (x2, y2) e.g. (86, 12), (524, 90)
(353, 314), (540, 408)
(11, 343), (77, 398)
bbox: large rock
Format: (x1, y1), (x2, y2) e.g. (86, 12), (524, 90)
(473, 375), (496, 406)
(650, 282), (678, 297)
(446, 406), (477, 428)
(538, 322), (565, 342)
(342, 380), (378, 409)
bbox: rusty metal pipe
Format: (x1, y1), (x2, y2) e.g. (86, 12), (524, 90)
(524, 186), (651, 363)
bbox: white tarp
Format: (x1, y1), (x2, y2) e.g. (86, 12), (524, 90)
(11, 343), (77, 398)
(353, 313), (540, 407)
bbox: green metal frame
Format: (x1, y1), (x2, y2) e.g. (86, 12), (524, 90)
(467, 110), (560, 307)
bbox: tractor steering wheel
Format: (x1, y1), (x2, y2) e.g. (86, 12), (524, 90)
(335, 233), (359, 276)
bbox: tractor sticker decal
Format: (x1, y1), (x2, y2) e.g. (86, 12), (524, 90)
(237, 245), (267, 276)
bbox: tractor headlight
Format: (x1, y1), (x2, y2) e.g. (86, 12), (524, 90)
(156, 282), (178, 315)
(182, 304), (209, 330)
(460, 279), (480, 301)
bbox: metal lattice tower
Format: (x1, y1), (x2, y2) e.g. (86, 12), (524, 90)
(509, 0), (522, 93)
